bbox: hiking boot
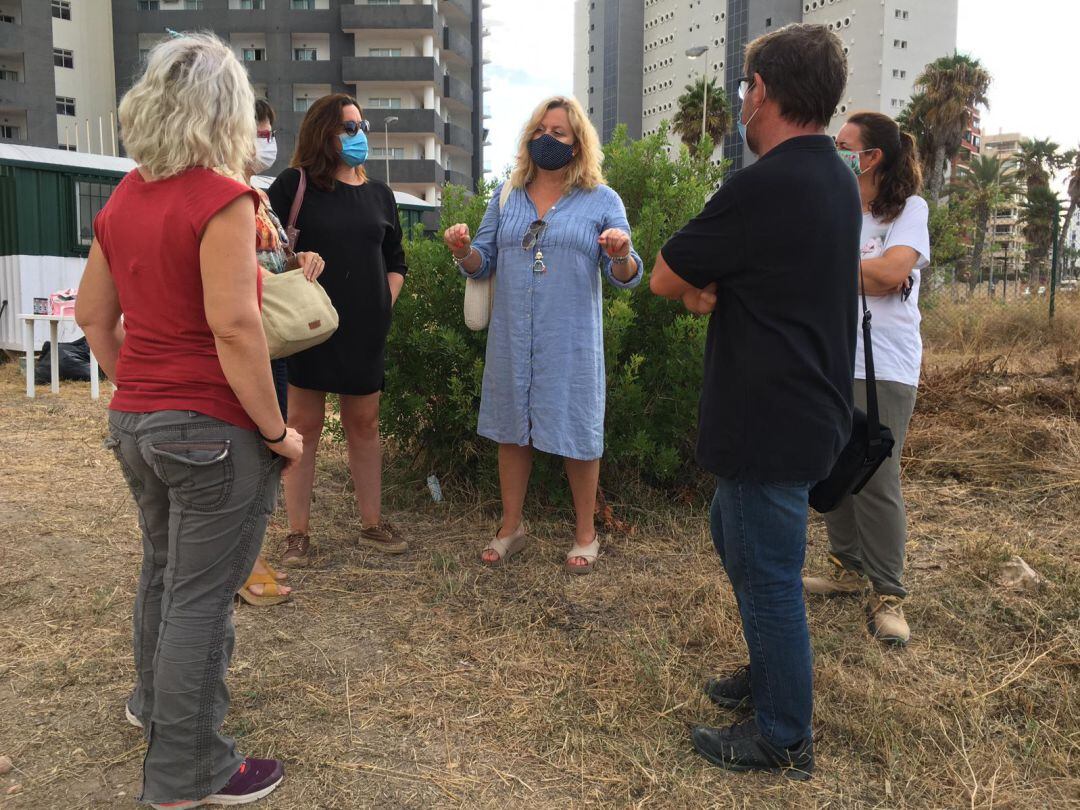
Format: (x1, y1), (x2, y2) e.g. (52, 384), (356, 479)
(281, 532), (311, 568)
(867, 593), (910, 646)
(692, 719), (814, 781)
(704, 665), (753, 711)
(802, 554), (867, 597)
(150, 757), (284, 808)
(358, 522), (408, 555)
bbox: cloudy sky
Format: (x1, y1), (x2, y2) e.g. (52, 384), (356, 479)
(482, 0), (1079, 182)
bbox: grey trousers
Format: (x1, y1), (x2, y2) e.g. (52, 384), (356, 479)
(105, 410), (280, 804)
(822, 379), (917, 598)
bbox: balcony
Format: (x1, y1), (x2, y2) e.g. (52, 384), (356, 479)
(341, 3), (436, 32)
(443, 74), (473, 111)
(343, 55), (439, 85)
(441, 0), (472, 22)
(364, 108), (442, 136)
(442, 26), (472, 66)
(0, 80), (34, 110)
(364, 158), (443, 185)
(0, 22), (23, 51)
(443, 121), (473, 154)
(445, 168), (473, 189)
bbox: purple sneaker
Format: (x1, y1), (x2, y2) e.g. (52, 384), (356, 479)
(150, 758), (284, 808)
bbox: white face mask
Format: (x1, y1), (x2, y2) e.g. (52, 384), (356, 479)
(254, 138), (277, 173)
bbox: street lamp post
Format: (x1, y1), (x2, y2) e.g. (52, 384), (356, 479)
(384, 115), (399, 187)
(686, 45), (710, 147)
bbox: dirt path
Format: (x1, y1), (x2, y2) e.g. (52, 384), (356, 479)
(0, 362), (1077, 808)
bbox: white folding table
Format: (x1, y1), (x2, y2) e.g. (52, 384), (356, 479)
(18, 314), (99, 400)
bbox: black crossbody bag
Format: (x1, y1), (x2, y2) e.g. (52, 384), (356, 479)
(809, 268), (896, 513)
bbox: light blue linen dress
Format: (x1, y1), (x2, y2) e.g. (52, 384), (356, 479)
(465, 182), (643, 460)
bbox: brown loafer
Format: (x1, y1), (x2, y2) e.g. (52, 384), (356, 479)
(357, 522), (408, 555)
(281, 532), (312, 568)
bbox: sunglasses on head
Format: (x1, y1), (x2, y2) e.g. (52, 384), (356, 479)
(342, 120), (370, 136)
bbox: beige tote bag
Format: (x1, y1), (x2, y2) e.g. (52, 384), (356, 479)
(463, 182), (513, 331)
(261, 269), (339, 359)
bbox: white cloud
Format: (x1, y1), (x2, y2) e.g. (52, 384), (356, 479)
(482, 0), (576, 179)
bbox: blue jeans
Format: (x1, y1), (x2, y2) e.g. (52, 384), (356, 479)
(711, 477), (813, 748)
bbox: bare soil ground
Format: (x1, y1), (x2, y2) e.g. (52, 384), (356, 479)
(0, 352), (1077, 809)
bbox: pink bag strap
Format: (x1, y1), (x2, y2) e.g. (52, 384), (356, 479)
(286, 167), (307, 234)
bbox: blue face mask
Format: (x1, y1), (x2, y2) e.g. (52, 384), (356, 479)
(737, 98), (761, 151)
(339, 130), (369, 167)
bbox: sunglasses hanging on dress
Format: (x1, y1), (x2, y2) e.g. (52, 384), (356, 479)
(522, 219), (549, 274)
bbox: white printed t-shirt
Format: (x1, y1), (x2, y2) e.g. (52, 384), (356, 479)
(855, 195), (930, 387)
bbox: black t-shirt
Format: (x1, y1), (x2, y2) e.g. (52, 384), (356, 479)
(268, 168), (407, 396)
(661, 135), (861, 482)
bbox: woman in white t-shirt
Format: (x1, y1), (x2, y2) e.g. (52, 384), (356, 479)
(803, 111), (929, 647)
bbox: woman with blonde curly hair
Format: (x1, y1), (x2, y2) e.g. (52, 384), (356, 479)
(443, 95), (642, 573)
(75, 33), (299, 807)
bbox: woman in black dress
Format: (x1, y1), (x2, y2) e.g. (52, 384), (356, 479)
(267, 94), (408, 565)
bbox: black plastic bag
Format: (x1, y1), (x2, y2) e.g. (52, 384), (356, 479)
(34, 338), (98, 384)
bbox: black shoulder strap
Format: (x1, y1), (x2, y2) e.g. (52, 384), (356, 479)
(860, 264), (884, 448)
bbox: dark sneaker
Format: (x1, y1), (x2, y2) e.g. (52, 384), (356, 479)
(281, 532), (311, 568)
(358, 522), (408, 555)
(150, 757), (284, 808)
(692, 719), (814, 781)
(704, 664), (753, 710)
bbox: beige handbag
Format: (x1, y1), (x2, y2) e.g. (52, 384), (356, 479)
(463, 182), (513, 331)
(261, 168), (338, 359)
(261, 269), (338, 359)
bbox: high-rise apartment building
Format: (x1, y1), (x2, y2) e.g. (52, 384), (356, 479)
(111, 0), (485, 201)
(574, 0), (957, 172)
(0, 0), (118, 153)
(982, 132), (1029, 283)
(802, 0), (958, 129)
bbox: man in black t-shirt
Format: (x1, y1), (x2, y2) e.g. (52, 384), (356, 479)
(650, 24), (861, 779)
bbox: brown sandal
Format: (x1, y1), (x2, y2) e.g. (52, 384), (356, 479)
(237, 571), (290, 606)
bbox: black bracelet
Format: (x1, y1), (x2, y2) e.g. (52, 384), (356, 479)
(260, 426), (287, 444)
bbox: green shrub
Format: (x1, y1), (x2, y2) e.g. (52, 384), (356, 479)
(375, 124), (726, 496)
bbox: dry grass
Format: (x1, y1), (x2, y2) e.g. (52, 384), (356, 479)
(0, 318), (1078, 808)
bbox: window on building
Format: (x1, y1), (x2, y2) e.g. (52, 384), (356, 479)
(54, 48), (75, 69)
(238, 0), (266, 8)
(294, 96), (315, 112)
(0, 124), (19, 139)
(52, 1), (72, 20)
(136, 0), (160, 9)
(290, 0), (315, 9)
(370, 147), (405, 159)
(242, 48), (267, 61)
(895, 9), (909, 19)
(183, 0), (204, 8)
(57, 143), (76, 151)
(369, 48), (402, 57)
(368, 97), (402, 108)
(0, 69), (18, 81)
(892, 68), (907, 79)
(0, 14), (14, 23)
(293, 48), (317, 61)
(368, 0), (402, 4)
(56, 96), (76, 116)
(75, 180), (118, 248)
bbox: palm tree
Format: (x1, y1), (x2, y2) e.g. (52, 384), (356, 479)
(1055, 147), (1079, 271)
(1019, 185), (1061, 287)
(1016, 137), (1061, 191)
(910, 53), (991, 203)
(896, 91), (935, 187)
(671, 77), (731, 158)
(951, 154), (1021, 293)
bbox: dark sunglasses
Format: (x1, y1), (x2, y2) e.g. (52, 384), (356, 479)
(522, 219), (548, 252)
(342, 120), (370, 136)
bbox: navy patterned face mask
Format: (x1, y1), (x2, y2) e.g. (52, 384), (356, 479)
(528, 133), (575, 171)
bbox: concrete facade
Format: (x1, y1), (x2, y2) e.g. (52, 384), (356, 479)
(112, 0), (485, 201)
(0, 1), (60, 148)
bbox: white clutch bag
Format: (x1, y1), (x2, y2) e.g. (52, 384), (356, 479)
(462, 182), (513, 332)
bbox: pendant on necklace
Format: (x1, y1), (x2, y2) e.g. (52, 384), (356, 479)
(532, 250), (547, 274)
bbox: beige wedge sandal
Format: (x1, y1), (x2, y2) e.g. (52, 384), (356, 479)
(482, 522), (528, 567)
(565, 535), (600, 575)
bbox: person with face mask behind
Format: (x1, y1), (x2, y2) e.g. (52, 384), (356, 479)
(650, 24), (860, 778)
(443, 95), (642, 573)
(267, 94), (408, 568)
(236, 97), (326, 607)
(802, 111), (929, 646)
